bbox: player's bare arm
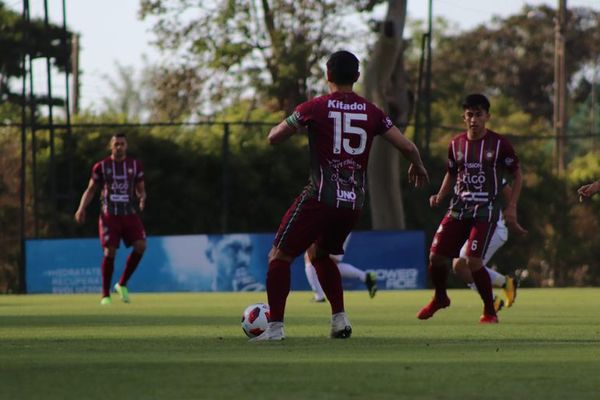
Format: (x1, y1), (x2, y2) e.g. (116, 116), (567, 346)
(430, 172), (455, 208)
(268, 121), (297, 145)
(136, 181), (147, 211)
(75, 178), (98, 224)
(501, 183), (528, 236)
(577, 180), (600, 198)
(381, 126), (429, 187)
(503, 167), (524, 234)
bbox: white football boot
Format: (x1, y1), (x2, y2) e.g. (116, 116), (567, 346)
(249, 322), (285, 342)
(330, 312), (352, 339)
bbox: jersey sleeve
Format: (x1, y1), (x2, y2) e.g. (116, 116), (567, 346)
(285, 100), (314, 129)
(91, 162), (103, 184)
(374, 108), (394, 136)
(499, 137), (519, 173)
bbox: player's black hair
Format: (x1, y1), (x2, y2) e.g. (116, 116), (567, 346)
(462, 94), (491, 112)
(326, 50), (360, 85)
(112, 133), (127, 139)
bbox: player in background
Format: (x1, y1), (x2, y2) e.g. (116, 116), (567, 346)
(304, 234), (377, 301)
(75, 133), (147, 305)
(418, 93), (523, 324)
(251, 50), (429, 341)
(452, 185), (527, 311)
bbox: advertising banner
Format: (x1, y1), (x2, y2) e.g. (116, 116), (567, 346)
(26, 230), (425, 294)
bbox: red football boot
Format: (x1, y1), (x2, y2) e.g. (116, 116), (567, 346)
(479, 314), (499, 324)
(417, 297), (451, 320)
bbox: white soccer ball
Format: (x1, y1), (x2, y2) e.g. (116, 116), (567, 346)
(241, 303), (270, 338)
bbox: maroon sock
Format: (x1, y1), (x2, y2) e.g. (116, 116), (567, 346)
(429, 262), (449, 301)
(119, 251), (143, 286)
(472, 267), (495, 315)
(101, 256), (115, 297)
(313, 257), (344, 314)
(266, 259), (291, 322)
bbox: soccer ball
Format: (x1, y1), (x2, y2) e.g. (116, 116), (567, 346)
(241, 303), (270, 338)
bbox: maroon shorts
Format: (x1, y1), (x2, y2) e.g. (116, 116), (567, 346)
(430, 214), (496, 259)
(273, 193), (361, 258)
(99, 213), (146, 249)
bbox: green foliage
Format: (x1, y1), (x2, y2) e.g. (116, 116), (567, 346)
(0, 1), (74, 102)
(138, 0), (364, 116)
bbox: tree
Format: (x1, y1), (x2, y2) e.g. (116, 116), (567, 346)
(139, 0), (365, 117)
(0, 1), (73, 103)
(427, 5), (600, 124)
(363, 0), (411, 229)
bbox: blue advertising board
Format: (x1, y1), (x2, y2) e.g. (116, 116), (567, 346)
(25, 231), (425, 294)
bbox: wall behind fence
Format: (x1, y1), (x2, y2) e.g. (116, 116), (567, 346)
(25, 230), (426, 294)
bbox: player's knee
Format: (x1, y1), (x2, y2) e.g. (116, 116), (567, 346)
(429, 252), (446, 267)
(133, 240), (146, 254)
(452, 258), (466, 273)
(104, 247), (116, 258)
(268, 247), (293, 264)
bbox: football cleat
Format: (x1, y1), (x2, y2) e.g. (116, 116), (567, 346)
(114, 283), (130, 303)
(365, 272), (378, 299)
(330, 312), (352, 339)
(493, 295), (505, 313)
(100, 296), (112, 305)
(417, 297), (451, 320)
(503, 276), (518, 307)
(479, 314), (499, 324)
(249, 322), (285, 342)
(311, 296), (326, 303)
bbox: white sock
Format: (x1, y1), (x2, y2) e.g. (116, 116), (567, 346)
(486, 267), (506, 288)
(305, 262), (325, 300)
(337, 262), (366, 282)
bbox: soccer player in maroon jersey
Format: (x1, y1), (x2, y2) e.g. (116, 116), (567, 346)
(250, 50), (429, 341)
(418, 94), (524, 323)
(75, 133), (147, 305)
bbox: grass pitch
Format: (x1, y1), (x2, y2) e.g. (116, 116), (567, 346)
(1, 289), (600, 399)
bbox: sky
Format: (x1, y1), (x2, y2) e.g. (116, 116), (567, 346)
(10, 0), (600, 113)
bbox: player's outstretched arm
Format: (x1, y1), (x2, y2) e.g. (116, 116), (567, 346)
(268, 121), (297, 145)
(381, 126), (429, 187)
(75, 179), (98, 224)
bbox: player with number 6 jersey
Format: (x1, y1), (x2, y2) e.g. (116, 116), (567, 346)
(418, 94), (524, 324)
(250, 50), (429, 341)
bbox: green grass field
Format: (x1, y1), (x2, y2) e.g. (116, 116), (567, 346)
(1, 288), (600, 399)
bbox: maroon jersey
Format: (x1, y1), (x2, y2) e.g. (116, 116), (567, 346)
(286, 91), (394, 209)
(447, 129), (519, 220)
(91, 156), (144, 216)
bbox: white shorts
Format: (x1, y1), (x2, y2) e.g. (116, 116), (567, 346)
(459, 218), (508, 265)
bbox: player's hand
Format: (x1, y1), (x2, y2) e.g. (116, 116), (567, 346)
(408, 163), (429, 188)
(577, 181), (600, 199)
(74, 209), (85, 224)
(504, 206), (528, 238)
(429, 194), (442, 208)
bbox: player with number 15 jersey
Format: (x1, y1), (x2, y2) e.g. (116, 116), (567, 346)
(250, 50), (428, 341)
(288, 91), (393, 210)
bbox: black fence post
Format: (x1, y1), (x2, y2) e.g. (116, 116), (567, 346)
(221, 123), (230, 233)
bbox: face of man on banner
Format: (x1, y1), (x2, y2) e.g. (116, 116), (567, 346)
(207, 234), (264, 291)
